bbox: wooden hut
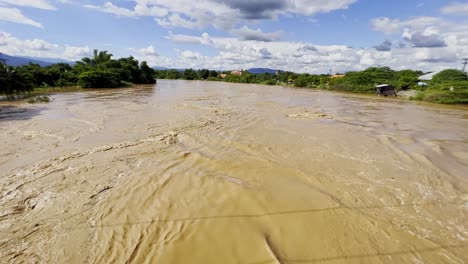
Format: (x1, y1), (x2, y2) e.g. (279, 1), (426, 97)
(375, 84), (397, 97)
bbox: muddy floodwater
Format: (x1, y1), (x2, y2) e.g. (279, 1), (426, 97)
(1, 80), (467, 263)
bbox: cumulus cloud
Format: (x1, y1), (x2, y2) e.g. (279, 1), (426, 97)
(0, 31), (93, 61)
(23, 39), (59, 50)
(441, 2), (468, 16)
(85, 0), (357, 30)
(231, 26), (281, 42)
(166, 31), (212, 44)
(180, 50), (202, 59)
(162, 31), (371, 72)
(414, 48), (457, 63)
(63, 45), (91, 60)
(403, 30), (447, 48)
(155, 13), (199, 29)
(223, 0), (287, 19)
(0, 31), (60, 56)
(369, 15), (468, 67)
(136, 45), (158, 56)
(373, 40), (392, 51)
(258, 48), (273, 59)
(84, 2), (136, 17)
(371, 16), (441, 35)
(158, 25), (468, 73)
(299, 44), (319, 52)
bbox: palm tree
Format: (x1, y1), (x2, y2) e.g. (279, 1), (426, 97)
(76, 50), (113, 68)
(93, 50), (113, 65)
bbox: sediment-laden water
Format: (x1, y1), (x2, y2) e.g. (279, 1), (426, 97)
(1, 80), (467, 263)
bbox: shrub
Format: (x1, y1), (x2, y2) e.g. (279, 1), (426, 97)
(432, 69), (468, 83)
(78, 70), (121, 88)
(27, 96), (50, 104)
(412, 81), (468, 104)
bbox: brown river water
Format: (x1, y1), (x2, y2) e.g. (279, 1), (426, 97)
(0, 80), (467, 263)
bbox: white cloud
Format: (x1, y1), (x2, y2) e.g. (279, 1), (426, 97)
(0, 7), (43, 27)
(134, 2), (168, 17)
(0, 0), (56, 10)
(231, 26), (282, 42)
(136, 45), (158, 56)
(369, 15), (468, 70)
(63, 45), (91, 60)
(85, 0), (358, 30)
(162, 32), (366, 72)
(159, 27), (468, 73)
(166, 33), (201, 44)
(155, 13), (199, 29)
(180, 50), (202, 60)
(0, 31), (93, 61)
(371, 16), (441, 35)
(23, 39), (59, 50)
(414, 48), (457, 63)
(441, 2), (468, 16)
(0, 31), (60, 57)
(403, 29), (447, 48)
(84, 2), (136, 17)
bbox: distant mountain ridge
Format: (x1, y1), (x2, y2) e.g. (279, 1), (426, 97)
(0, 53), (78, 67)
(22, 56), (74, 65)
(248, 68), (280, 74)
(0, 53), (55, 67)
(153, 66), (168, 70)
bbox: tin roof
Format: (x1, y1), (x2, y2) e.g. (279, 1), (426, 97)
(375, 84), (391, 87)
(418, 71), (440, 81)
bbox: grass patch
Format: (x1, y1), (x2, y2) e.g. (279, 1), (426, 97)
(27, 95), (51, 104)
(413, 90), (468, 104)
(31, 86), (83, 95)
(412, 81), (468, 104)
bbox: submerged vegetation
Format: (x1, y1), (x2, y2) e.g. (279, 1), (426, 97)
(27, 95), (51, 104)
(1, 50), (467, 104)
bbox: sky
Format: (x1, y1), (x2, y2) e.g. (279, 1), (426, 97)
(0, 0), (467, 73)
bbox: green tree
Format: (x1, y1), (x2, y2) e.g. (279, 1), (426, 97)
(183, 69), (198, 80)
(432, 69), (468, 83)
(0, 64), (34, 96)
(78, 70), (121, 88)
(395, 70), (419, 89)
(198, 69), (210, 79)
(136, 61), (156, 84)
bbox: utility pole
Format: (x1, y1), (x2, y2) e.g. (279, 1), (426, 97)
(462, 58), (468, 72)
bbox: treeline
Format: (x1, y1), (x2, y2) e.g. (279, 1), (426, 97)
(155, 67), (422, 90)
(0, 50), (155, 96)
(155, 69), (219, 80)
(155, 68), (330, 86)
(329, 67), (422, 92)
(156, 66), (467, 104)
